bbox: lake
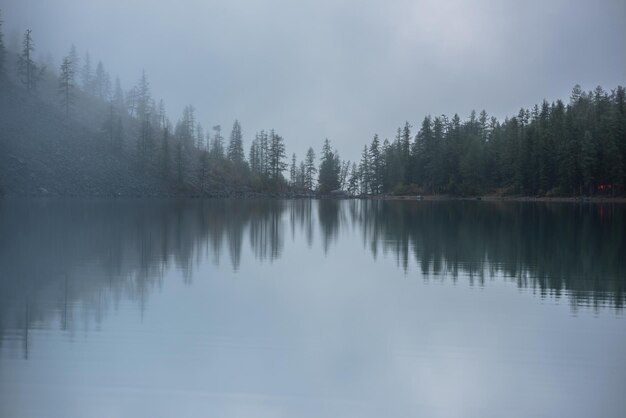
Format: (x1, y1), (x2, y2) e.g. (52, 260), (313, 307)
(0, 198), (624, 418)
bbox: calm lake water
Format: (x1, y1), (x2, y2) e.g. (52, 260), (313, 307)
(0, 199), (624, 418)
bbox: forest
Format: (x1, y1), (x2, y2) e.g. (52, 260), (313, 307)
(1, 14), (625, 197)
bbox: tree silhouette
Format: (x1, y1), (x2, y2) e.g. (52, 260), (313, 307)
(58, 56), (75, 117)
(17, 29), (45, 92)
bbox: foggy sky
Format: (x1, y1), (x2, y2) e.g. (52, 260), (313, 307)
(2, 0), (625, 162)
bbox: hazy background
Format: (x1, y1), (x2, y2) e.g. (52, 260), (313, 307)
(1, 0), (625, 162)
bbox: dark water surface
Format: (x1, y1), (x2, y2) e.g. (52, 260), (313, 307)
(1, 199), (624, 418)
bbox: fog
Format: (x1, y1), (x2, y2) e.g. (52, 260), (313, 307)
(2, 0), (625, 161)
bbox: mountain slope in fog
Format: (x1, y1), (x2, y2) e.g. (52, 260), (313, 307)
(0, 79), (243, 197)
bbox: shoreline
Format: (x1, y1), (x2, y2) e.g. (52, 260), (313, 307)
(369, 194), (626, 203)
(2, 191), (626, 203)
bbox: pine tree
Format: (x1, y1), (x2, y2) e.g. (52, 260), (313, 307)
(198, 149), (209, 190)
(113, 77), (125, 110)
(580, 130), (597, 195)
(290, 153), (297, 186)
(298, 161), (306, 189)
(175, 140), (184, 184)
(347, 162), (359, 195)
(338, 158), (350, 191)
(401, 122), (412, 183)
(369, 134), (381, 194)
(318, 138), (340, 193)
(259, 130), (269, 176)
(81, 51), (92, 92)
(112, 115), (124, 152)
(94, 61), (110, 99)
(138, 113), (153, 169)
(268, 130), (287, 181)
(175, 105), (195, 146)
(211, 125), (224, 160)
(125, 86), (137, 117)
(68, 44), (79, 76)
(136, 69), (151, 120)
(227, 120), (245, 167)
(17, 29), (44, 92)
(304, 147), (317, 191)
(196, 122), (204, 149)
(359, 145), (371, 194)
(249, 133), (261, 175)
(161, 125), (171, 179)
(58, 56), (75, 117)
(103, 102), (116, 148)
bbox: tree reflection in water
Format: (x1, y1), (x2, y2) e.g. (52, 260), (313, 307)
(0, 198), (624, 357)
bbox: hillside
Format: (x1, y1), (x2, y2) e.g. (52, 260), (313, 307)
(0, 79), (248, 197)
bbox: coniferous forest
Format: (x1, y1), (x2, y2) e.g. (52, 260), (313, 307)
(1, 13), (625, 198)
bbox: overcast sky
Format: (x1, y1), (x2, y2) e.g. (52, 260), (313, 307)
(2, 0), (625, 161)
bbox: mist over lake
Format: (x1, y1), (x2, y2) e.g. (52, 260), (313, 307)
(1, 0), (626, 416)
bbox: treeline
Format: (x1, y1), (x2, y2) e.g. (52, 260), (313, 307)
(353, 87), (626, 197)
(1, 11), (625, 197)
(0, 16), (294, 193)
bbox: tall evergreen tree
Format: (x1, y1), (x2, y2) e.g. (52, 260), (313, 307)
(135, 69), (151, 120)
(58, 55), (74, 117)
(227, 120), (245, 167)
(113, 77), (125, 110)
(290, 153), (297, 186)
(68, 44), (79, 76)
(304, 147), (317, 190)
(198, 149), (209, 190)
(318, 138), (340, 193)
(347, 162), (359, 195)
(249, 133), (261, 175)
(259, 130), (269, 176)
(369, 134), (382, 194)
(94, 61), (109, 99)
(161, 125), (171, 179)
(297, 161), (306, 189)
(175, 139), (185, 184)
(81, 51), (92, 92)
(359, 145), (371, 194)
(17, 29), (44, 92)
(211, 125), (224, 160)
(268, 130), (287, 181)
(196, 122), (204, 149)
(114, 115), (124, 152)
(580, 130), (597, 195)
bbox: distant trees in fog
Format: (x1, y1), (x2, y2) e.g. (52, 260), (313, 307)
(0, 9), (625, 197)
(353, 87), (626, 197)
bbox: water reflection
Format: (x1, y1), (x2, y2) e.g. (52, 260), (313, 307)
(0, 199), (624, 358)
(348, 200), (625, 309)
